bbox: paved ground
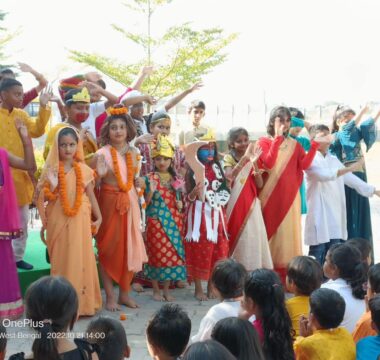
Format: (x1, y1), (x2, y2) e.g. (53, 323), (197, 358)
(4, 143), (380, 359)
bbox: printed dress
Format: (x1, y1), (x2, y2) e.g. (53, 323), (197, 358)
(144, 173), (187, 281)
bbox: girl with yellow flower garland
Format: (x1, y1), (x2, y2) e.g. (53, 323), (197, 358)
(94, 105), (148, 310)
(37, 127), (102, 316)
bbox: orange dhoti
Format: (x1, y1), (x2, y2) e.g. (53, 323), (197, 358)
(96, 184), (147, 292)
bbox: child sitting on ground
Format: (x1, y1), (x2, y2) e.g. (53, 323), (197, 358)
(356, 295), (380, 359)
(86, 316), (130, 360)
(346, 237), (372, 266)
(294, 288), (355, 360)
(182, 340), (235, 360)
(286, 256), (323, 336)
(0, 323), (6, 360)
(191, 259), (247, 342)
(353, 263), (380, 342)
(146, 304), (191, 360)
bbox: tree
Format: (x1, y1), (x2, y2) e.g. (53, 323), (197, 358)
(70, 0), (237, 99)
(0, 11), (15, 66)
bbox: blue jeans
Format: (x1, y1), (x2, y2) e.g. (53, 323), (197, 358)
(308, 239), (344, 266)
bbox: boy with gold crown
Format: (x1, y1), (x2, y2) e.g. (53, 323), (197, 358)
(183, 129), (230, 301)
(135, 134), (187, 301)
(43, 87), (98, 164)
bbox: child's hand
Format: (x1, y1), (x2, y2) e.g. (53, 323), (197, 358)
(375, 190), (380, 198)
(15, 118), (29, 140)
(141, 65), (154, 76)
(39, 88), (53, 107)
(349, 158), (365, 173)
(150, 179), (158, 193)
(135, 133), (155, 145)
(91, 218), (102, 235)
(176, 200), (183, 211)
(250, 145), (263, 164)
(299, 315), (312, 337)
(135, 177), (146, 189)
(17, 62), (34, 73)
(189, 182), (202, 200)
(84, 72), (102, 82)
(47, 166), (58, 189)
(144, 95), (157, 105)
(189, 82), (203, 93)
(238, 308), (251, 321)
(79, 127), (91, 141)
(96, 154), (108, 178)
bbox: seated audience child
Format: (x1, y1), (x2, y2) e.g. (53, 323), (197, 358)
(353, 263), (380, 342)
(146, 304), (191, 360)
(211, 317), (265, 360)
(182, 340), (236, 360)
(86, 316), (130, 360)
(286, 256), (323, 336)
(9, 276), (98, 360)
(191, 259), (247, 342)
(322, 243), (367, 332)
(0, 323), (6, 360)
(294, 288), (355, 360)
(346, 237), (372, 266)
(356, 295), (380, 360)
(242, 269), (295, 360)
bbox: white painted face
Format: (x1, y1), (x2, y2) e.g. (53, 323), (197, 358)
(206, 190), (216, 208)
(216, 189), (230, 207)
(212, 180), (222, 191)
(212, 163), (223, 179)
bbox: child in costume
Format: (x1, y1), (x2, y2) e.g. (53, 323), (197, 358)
(0, 121), (34, 320)
(224, 127), (273, 271)
(135, 134), (187, 302)
(184, 129), (230, 301)
(37, 127), (102, 316)
(94, 105), (147, 310)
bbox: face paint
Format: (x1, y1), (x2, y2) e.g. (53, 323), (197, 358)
(197, 148), (215, 163)
(75, 113), (89, 123)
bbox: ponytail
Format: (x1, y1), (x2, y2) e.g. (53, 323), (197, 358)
(32, 321), (59, 360)
(347, 262), (367, 299)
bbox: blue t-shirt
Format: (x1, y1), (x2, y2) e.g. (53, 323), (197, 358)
(356, 335), (380, 360)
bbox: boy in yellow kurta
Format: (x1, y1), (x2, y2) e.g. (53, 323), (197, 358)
(0, 78), (51, 270)
(294, 288), (355, 360)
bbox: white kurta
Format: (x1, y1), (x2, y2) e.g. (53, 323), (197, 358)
(304, 151), (375, 246)
(82, 101), (106, 137)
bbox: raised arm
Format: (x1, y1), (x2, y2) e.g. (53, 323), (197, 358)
(81, 81), (118, 108)
(130, 66), (154, 90)
(164, 82), (203, 112)
(18, 62), (48, 93)
(300, 141), (319, 170)
(354, 104), (369, 126)
(257, 136), (283, 169)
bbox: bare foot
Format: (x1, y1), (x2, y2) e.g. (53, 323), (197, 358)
(175, 280), (186, 289)
(153, 291), (164, 302)
(132, 283), (145, 293)
(195, 290), (208, 301)
(163, 292), (175, 302)
(105, 298), (121, 312)
(118, 296), (140, 309)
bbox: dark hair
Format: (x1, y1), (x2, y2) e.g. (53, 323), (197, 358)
(0, 323), (6, 354)
(368, 264), (380, 294)
(211, 259), (247, 299)
(0, 78), (22, 92)
(328, 243), (367, 299)
(182, 340), (235, 360)
(310, 288), (345, 328)
(87, 317), (127, 360)
(288, 107), (304, 119)
(25, 276), (78, 360)
(287, 256), (323, 296)
(244, 269), (294, 360)
(58, 127), (79, 143)
(0, 68), (15, 80)
(211, 317), (265, 360)
(189, 100), (206, 111)
(146, 304), (191, 357)
(96, 79), (106, 89)
(309, 124), (330, 139)
(369, 295), (380, 331)
(266, 106), (291, 137)
(100, 111), (137, 145)
(227, 127), (249, 150)
(331, 105), (356, 133)
(346, 238), (372, 263)
(63, 88), (86, 106)
(153, 156), (177, 180)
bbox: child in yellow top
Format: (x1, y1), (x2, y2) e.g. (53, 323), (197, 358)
(294, 288), (355, 360)
(286, 256), (323, 336)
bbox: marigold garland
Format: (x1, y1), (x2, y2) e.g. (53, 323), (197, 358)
(43, 181), (58, 200)
(58, 161), (83, 217)
(110, 147), (135, 192)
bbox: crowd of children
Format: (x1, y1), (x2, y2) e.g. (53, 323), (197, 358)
(1, 63), (380, 358)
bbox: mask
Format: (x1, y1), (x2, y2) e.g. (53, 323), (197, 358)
(75, 113), (89, 123)
(198, 149), (215, 163)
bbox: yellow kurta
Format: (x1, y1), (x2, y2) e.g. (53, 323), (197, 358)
(294, 328), (356, 360)
(44, 123), (98, 165)
(0, 106), (51, 206)
(286, 295), (309, 337)
(42, 163), (101, 316)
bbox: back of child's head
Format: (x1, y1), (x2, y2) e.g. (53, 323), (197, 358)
(0, 78), (22, 92)
(327, 243), (367, 299)
(0, 323), (6, 360)
(368, 264), (380, 294)
(211, 317), (265, 360)
(287, 256), (323, 295)
(309, 124), (330, 139)
(369, 295), (380, 332)
(212, 259), (247, 299)
(146, 303), (191, 358)
(346, 237), (372, 264)
(244, 269), (294, 360)
(310, 288), (345, 329)
(227, 127), (249, 150)
(0, 68), (15, 81)
(87, 317), (128, 360)
(189, 100), (206, 112)
(182, 340), (236, 360)
(25, 276), (78, 360)
(288, 107), (304, 119)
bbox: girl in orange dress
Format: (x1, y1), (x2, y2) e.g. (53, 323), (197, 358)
(37, 126), (102, 316)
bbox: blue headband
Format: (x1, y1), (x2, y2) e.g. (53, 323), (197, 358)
(291, 117), (304, 129)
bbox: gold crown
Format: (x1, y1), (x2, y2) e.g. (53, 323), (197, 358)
(71, 87), (91, 103)
(151, 134), (175, 159)
(199, 128), (216, 142)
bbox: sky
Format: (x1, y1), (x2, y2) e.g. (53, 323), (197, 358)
(2, 0), (380, 114)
